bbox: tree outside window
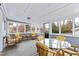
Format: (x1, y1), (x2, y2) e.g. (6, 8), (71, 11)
(61, 18), (72, 34)
(52, 22), (59, 33)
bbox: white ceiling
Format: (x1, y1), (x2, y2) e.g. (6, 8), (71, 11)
(2, 3), (79, 26)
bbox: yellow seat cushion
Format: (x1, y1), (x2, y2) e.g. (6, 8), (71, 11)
(31, 32), (35, 35)
(37, 36), (44, 41)
(15, 32), (22, 42)
(56, 36), (65, 41)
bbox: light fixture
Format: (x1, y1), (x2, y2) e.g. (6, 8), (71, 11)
(27, 17), (31, 19)
(13, 23), (17, 27)
(0, 4), (1, 6)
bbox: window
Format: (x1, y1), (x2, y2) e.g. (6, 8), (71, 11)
(25, 25), (30, 32)
(8, 22), (17, 33)
(52, 22), (59, 33)
(40, 28), (43, 33)
(18, 23), (25, 32)
(44, 23), (49, 33)
(61, 18), (72, 34)
(74, 17), (79, 36)
(32, 26), (35, 32)
(8, 21), (27, 33)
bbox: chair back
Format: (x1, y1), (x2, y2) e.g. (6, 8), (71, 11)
(32, 32), (36, 36)
(62, 48), (79, 56)
(37, 36), (44, 41)
(36, 42), (48, 56)
(15, 32), (20, 38)
(56, 36), (65, 41)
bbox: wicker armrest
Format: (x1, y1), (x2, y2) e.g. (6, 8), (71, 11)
(71, 45), (79, 48)
(62, 48), (79, 56)
(48, 48), (58, 56)
(48, 49), (56, 53)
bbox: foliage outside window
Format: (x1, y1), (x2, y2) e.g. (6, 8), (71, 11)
(52, 22), (59, 33)
(18, 23), (25, 32)
(26, 25), (30, 32)
(74, 17), (79, 35)
(44, 23), (49, 33)
(61, 18), (72, 34)
(8, 22), (17, 33)
(32, 26), (35, 32)
(40, 28), (43, 33)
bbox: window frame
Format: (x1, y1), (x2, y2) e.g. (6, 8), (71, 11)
(52, 21), (60, 34)
(51, 18), (77, 37)
(43, 23), (50, 33)
(7, 20), (31, 35)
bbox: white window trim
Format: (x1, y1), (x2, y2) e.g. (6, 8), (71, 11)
(51, 18), (77, 37)
(7, 21), (31, 35)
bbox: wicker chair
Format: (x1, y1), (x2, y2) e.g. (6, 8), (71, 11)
(62, 48), (79, 56)
(37, 36), (44, 41)
(56, 36), (66, 41)
(71, 45), (79, 51)
(36, 42), (57, 56)
(31, 32), (37, 40)
(6, 35), (16, 47)
(15, 32), (22, 43)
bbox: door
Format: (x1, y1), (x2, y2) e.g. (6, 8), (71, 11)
(43, 23), (49, 38)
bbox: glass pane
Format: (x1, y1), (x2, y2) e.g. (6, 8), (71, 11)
(44, 23), (49, 33)
(75, 17), (79, 35)
(26, 25), (30, 32)
(75, 17), (79, 28)
(61, 18), (72, 34)
(8, 22), (17, 33)
(32, 26), (35, 32)
(52, 22), (59, 33)
(18, 23), (25, 32)
(40, 28), (43, 33)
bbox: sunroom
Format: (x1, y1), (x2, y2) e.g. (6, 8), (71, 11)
(0, 3), (79, 56)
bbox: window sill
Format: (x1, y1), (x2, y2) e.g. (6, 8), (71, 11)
(50, 33), (79, 38)
(50, 33), (73, 37)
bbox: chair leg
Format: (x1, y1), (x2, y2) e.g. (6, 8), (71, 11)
(62, 50), (64, 56)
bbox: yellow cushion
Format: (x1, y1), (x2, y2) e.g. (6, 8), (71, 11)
(15, 32), (22, 37)
(56, 36), (65, 41)
(15, 32), (20, 37)
(37, 36), (44, 41)
(32, 32), (36, 36)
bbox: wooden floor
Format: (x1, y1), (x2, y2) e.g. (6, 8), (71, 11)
(1, 40), (37, 56)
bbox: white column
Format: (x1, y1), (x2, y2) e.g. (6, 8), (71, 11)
(0, 7), (4, 52)
(72, 17), (75, 36)
(59, 21), (61, 34)
(49, 22), (52, 34)
(49, 22), (52, 48)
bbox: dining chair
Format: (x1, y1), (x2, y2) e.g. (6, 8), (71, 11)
(56, 36), (66, 41)
(71, 45), (79, 51)
(55, 36), (66, 54)
(36, 42), (58, 56)
(62, 48), (79, 56)
(37, 35), (44, 41)
(56, 35), (66, 47)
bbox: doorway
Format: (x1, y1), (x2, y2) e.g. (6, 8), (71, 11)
(43, 23), (50, 38)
